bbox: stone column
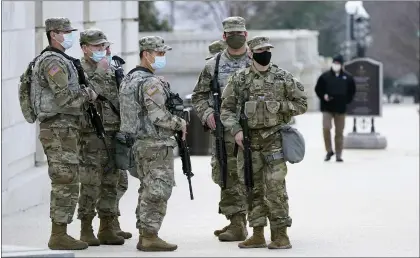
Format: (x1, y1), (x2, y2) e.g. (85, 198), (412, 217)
(120, 1), (139, 70)
(34, 1), (46, 166)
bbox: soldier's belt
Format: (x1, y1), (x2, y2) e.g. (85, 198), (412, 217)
(265, 151), (284, 163)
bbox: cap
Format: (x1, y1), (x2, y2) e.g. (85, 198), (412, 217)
(139, 36), (172, 52)
(45, 17), (77, 32)
(247, 36), (274, 51)
(222, 16), (246, 32)
(332, 54), (344, 65)
(205, 40), (227, 60)
(80, 28), (110, 45)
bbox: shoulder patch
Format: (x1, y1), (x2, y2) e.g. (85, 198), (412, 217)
(296, 81), (305, 91)
(48, 66), (61, 77)
(146, 85), (159, 96)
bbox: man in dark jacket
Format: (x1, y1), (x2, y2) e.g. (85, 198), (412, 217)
(315, 55), (356, 162)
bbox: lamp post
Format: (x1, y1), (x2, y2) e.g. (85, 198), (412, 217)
(344, 1), (371, 60)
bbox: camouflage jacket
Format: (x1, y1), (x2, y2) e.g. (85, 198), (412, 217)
(220, 63), (308, 139)
(191, 49), (251, 125)
(119, 67), (185, 148)
(31, 49), (89, 127)
(81, 57), (120, 133)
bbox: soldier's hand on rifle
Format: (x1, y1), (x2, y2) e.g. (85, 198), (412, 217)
(181, 119), (188, 141)
(234, 131), (244, 150)
(206, 113), (216, 130)
(83, 87), (98, 102)
(97, 57), (110, 70)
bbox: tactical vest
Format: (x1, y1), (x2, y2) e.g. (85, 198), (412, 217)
(119, 68), (175, 141)
(31, 51), (82, 120)
(236, 66), (291, 130)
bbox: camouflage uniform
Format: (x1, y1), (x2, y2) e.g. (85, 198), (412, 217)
(32, 18), (89, 250)
(220, 36), (308, 249)
(119, 36), (185, 252)
(191, 17), (251, 241)
(205, 40), (227, 60)
(77, 28), (125, 246)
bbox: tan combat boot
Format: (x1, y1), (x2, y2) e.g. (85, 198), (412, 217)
(267, 227), (292, 249)
(238, 226), (267, 248)
(270, 228), (276, 241)
(136, 229), (178, 252)
(113, 217), (133, 239)
(218, 214), (248, 241)
(214, 224), (230, 237)
(80, 217), (100, 246)
(48, 222), (88, 250)
(97, 217), (125, 245)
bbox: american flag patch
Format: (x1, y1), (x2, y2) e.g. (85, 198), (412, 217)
(146, 86), (159, 96)
(48, 66), (61, 77)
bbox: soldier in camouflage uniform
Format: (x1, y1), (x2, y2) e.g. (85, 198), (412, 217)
(205, 40), (227, 60)
(119, 36), (187, 252)
(220, 36), (308, 249)
(32, 18), (98, 250)
(105, 44), (133, 241)
(77, 28), (125, 246)
(192, 16), (251, 242)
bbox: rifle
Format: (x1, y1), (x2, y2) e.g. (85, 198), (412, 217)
(72, 59), (112, 167)
(175, 112), (194, 200)
(166, 89), (194, 200)
(211, 52), (228, 189)
(234, 98), (254, 209)
(111, 55), (125, 89)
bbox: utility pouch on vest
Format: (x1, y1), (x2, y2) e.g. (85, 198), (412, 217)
(115, 132), (135, 170)
(280, 125), (305, 164)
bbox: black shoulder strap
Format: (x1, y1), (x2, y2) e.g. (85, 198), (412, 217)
(213, 52), (222, 82)
(127, 66), (153, 77)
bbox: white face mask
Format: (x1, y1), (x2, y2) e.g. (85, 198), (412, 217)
(55, 32), (74, 50)
(331, 63), (342, 72)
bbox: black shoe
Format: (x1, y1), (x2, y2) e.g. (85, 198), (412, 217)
(324, 151), (334, 161)
(336, 157), (343, 162)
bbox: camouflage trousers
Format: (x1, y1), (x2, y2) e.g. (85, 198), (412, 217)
(39, 118), (82, 225)
(77, 132), (119, 219)
(132, 140), (175, 234)
(211, 133), (247, 219)
(237, 131), (292, 228)
(116, 169), (128, 217)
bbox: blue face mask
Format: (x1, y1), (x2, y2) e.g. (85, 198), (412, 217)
(91, 50), (106, 62)
(151, 56), (166, 70)
(60, 33), (74, 50)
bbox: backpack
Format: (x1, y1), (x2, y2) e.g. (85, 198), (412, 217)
(115, 67), (152, 177)
(18, 59), (39, 123)
(280, 124), (306, 164)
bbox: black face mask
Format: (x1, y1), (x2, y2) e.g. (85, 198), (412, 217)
(252, 51), (272, 66)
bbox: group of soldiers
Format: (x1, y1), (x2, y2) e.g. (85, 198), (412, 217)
(19, 15), (307, 252)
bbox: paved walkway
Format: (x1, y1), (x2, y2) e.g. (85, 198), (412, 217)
(2, 105), (419, 257)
